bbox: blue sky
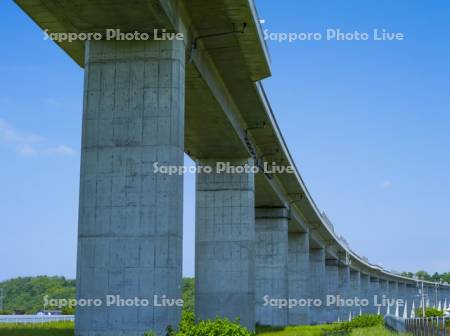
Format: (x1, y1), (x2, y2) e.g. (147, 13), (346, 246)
(0, 0), (449, 281)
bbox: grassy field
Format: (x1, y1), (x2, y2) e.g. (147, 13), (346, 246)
(256, 324), (410, 336)
(257, 324), (335, 336)
(351, 325), (410, 336)
(0, 322), (411, 336)
(0, 321), (74, 336)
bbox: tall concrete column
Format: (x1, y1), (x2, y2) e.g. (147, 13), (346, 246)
(309, 248), (326, 324)
(417, 284), (422, 309)
(195, 159), (255, 330)
(255, 208), (289, 327)
(338, 265), (350, 321)
(349, 270), (361, 317)
(445, 289), (448, 306)
(389, 282), (399, 313)
(288, 232), (309, 325)
(445, 288), (450, 307)
(389, 281), (398, 301)
(360, 274), (370, 314)
(379, 280), (388, 315)
(369, 277), (380, 314)
(325, 259), (339, 322)
(406, 284), (417, 311)
(430, 286), (438, 308)
(76, 40), (185, 336)
(424, 286), (431, 307)
(398, 283), (406, 311)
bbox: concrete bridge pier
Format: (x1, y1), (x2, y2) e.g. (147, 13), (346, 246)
(379, 280), (388, 315)
(407, 284), (418, 310)
(76, 39), (186, 336)
(388, 281), (399, 313)
(255, 208), (289, 327)
(288, 232), (310, 325)
(398, 283), (407, 311)
(325, 259), (340, 322)
(359, 274), (370, 315)
(389, 281), (399, 302)
(309, 248), (327, 324)
(195, 158), (256, 331)
(424, 285), (431, 307)
(338, 265), (350, 321)
(349, 270), (361, 317)
(369, 277), (380, 314)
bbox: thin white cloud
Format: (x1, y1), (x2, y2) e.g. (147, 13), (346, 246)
(45, 144), (77, 157)
(0, 118), (76, 158)
(380, 180), (393, 189)
(17, 144), (39, 157)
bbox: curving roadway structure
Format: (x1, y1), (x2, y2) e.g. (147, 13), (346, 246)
(15, 0), (450, 335)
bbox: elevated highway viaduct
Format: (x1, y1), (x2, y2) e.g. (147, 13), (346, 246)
(15, 0), (450, 335)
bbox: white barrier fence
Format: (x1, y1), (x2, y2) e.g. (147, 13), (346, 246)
(0, 315), (74, 324)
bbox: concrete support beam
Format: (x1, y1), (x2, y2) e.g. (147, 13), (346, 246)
(349, 270), (361, 317)
(338, 265), (350, 321)
(288, 232), (309, 325)
(369, 277), (380, 314)
(309, 248), (326, 325)
(255, 208), (289, 327)
(398, 283), (409, 311)
(195, 158), (256, 331)
(379, 280), (388, 315)
(406, 284), (417, 309)
(429, 286), (438, 308)
(423, 286), (430, 307)
(325, 259), (339, 322)
(389, 281), (399, 302)
(76, 39), (185, 336)
(360, 274), (370, 315)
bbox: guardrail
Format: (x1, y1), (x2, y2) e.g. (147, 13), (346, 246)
(385, 314), (407, 333)
(0, 315), (74, 324)
(405, 317), (449, 336)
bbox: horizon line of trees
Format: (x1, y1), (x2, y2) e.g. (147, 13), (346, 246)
(400, 271), (450, 283)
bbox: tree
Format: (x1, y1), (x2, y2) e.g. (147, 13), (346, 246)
(415, 271), (432, 281)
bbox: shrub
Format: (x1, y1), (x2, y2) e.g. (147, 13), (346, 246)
(177, 317), (252, 336)
(347, 314), (384, 328)
(415, 307), (443, 318)
(332, 314), (383, 332)
(146, 312), (252, 336)
(178, 310), (195, 333)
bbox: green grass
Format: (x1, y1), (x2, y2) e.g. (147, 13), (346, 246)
(0, 321), (74, 336)
(351, 325), (410, 336)
(0, 322), (411, 336)
(257, 324), (336, 336)
(257, 324), (411, 336)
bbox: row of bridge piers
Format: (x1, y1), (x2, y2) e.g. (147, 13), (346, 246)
(71, 39), (450, 335)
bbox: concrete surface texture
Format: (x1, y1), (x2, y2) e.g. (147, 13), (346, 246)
(309, 249), (327, 325)
(325, 259), (339, 323)
(338, 265), (350, 320)
(369, 278), (380, 314)
(349, 270), (361, 317)
(255, 208), (289, 326)
(288, 232), (310, 325)
(195, 159), (256, 331)
(76, 39), (185, 336)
